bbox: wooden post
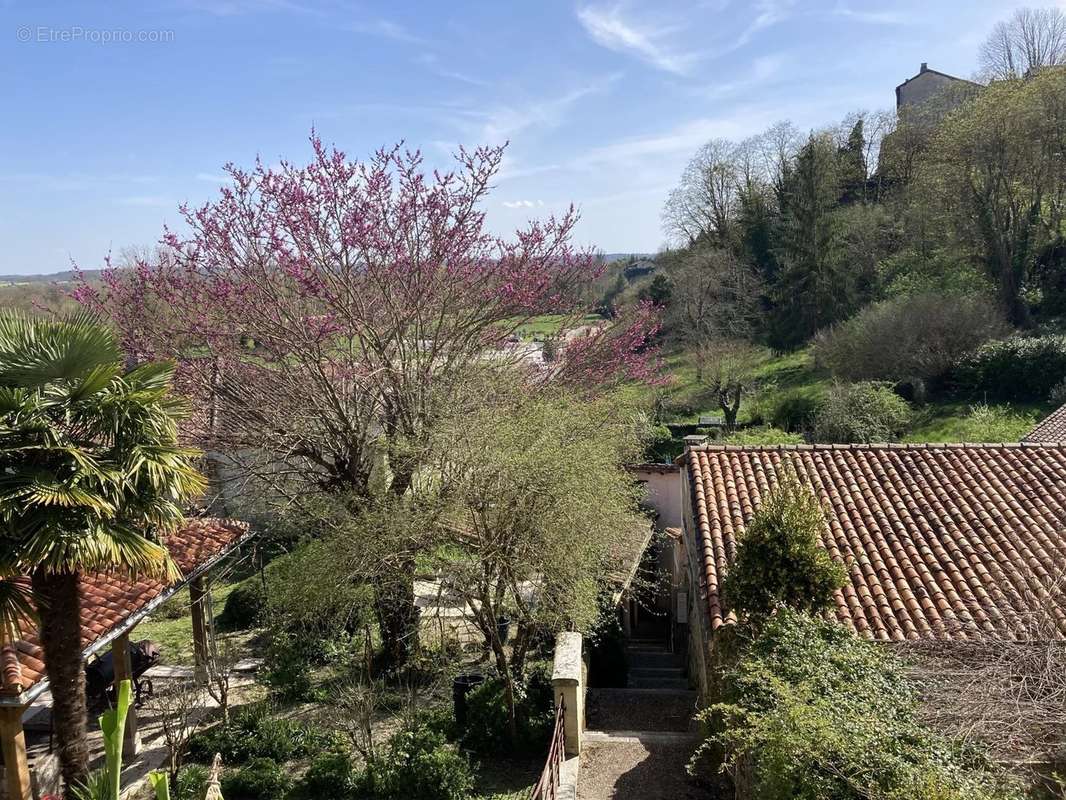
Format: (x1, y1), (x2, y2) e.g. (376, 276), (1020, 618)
(111, 633), (140, 757)
(0, 705), (32, 800)
(190, 577), (212, 684)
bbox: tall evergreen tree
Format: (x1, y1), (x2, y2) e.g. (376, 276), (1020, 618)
(770, 135), (850, 350)
(838, 119), (867, 204)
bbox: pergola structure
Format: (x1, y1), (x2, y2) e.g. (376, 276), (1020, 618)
(0, 518), (253, 800)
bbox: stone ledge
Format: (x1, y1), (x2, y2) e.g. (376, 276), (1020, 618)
(551, 632), (582, 685)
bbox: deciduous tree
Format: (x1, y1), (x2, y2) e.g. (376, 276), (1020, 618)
(77, 135), (657, 668)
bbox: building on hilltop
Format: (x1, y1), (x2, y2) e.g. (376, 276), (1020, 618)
(895, 62), (982, 111)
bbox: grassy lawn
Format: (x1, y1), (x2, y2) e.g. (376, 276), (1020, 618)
(643, 343), (1052, 454)
(903, 399), (1049, 443)
(138, 580), (245, 665)
(513, 313), (603, 340)
(474, 756), (540, 800)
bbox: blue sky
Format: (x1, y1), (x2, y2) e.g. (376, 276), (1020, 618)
(0, 0), (1045, 275)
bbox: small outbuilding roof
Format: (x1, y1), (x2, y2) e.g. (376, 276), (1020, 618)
(0, 518), (251, 704)
(1023, 404), (1066, 443)
(681, 443), (1066, 642)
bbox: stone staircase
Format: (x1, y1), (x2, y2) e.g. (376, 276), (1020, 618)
(626, 637), (689, 690)
(577, 637), (701, 799)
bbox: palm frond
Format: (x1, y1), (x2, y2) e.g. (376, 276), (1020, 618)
(0, 577), (35, 644)
(0, 310), (122, 388)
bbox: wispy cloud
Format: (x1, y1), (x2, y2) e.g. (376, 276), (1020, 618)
(701, 53), (786, 99)
(734, 0), (796, 47)
(576, 4), (698, 74)
(832, 2), (908, 25)
(351, 18), (425, 44)
(501, 199), (544, 209)
(475, 73), (621, 143)
(195, 171), (229, 183)
(416, 54), (490, 88)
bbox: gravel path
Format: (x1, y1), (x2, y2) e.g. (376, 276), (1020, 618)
(577, 738), (703, 800)
(586, 688), (697, 733)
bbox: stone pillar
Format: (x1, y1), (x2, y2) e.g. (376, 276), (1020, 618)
(0, 706), (31, 800)
(111, 633), (140, 757)
(189, 577), (212, 684)
(551, 632), (583, 757)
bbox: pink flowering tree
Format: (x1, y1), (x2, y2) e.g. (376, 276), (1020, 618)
(77, 135), (658, 667)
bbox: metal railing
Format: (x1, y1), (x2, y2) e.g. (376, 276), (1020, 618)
(529, 697), (567, 800)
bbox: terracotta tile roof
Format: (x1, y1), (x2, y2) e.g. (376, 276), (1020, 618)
(682, 443), (1066, 642)
(1023, 404), (1066, 443)
(2, 518), (250, 697)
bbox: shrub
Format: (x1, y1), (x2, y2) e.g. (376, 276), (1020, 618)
(721, 475), (845, 619)
(155, 590), (191, 621)
(812, 382), (911, 443)
(220, 757), (292, 800)
(260, 632), (320, 702)
(814, 291), (1007, 389)
(185, 704), (340, 765)
(952, 335), (1066, 401)
(766, 391), (820, 433)
(372, 721), (476, 800)
(698, 610), (1022, 800)
(173, 765), (209, 800)
(722, 426), (805, 446)
(291, 751), (363, 800)
(217, 579), (267, 631)
(957, 404), (1036, 442)
(1051, 378), (1066, 405)
(461, 663), (554, 755)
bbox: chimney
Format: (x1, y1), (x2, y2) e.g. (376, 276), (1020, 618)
(683, 434), (708, 451)
(920, 62), (928, 73)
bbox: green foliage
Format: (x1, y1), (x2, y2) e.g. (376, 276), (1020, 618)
(956, 404), (1036, 442)
(922, 68), (1066, 326)
(699, 610), (1022, 800)
(460, 664), (555, 755)
(952, 335), (1066, 401)
(770, 135), (851, 350)
(260, 632), (319, 702)
(220, 757), (292, 800)
(186, 704), (340, 766)
(172, 765), (210, 800)
(813, 382), (912, 443)
(765, 390), (821, 434)
(721, 426), (805, 445)
(814, 292), (1007, 387)
(721, 476), (845, 618)
(0, 311), (204, 578)
(371, 720), (477, 800)
(148, 772), (171, 800)
(639, 273), (673, 306)
(72, 680), (134, 800)
(290, 752), (363, 800)
(217, 578), (267, 631)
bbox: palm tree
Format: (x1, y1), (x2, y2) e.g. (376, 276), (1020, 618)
(0, 312), (204, 797)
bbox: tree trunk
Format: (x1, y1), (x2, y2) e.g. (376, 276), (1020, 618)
(373, 560), (419, 673)
(31, 569), (89, 797)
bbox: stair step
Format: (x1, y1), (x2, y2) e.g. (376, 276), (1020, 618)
(629, 671), (685, 684)
(628, 677), (691, 689)
(585, 729), (698, 744)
